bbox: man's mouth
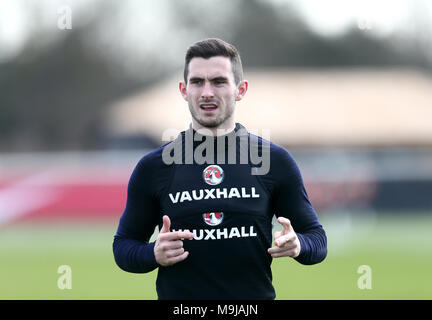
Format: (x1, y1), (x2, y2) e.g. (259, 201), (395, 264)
(199, 103), (218, 111)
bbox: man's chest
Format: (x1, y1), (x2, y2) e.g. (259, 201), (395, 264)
(159, 164), (271, 229)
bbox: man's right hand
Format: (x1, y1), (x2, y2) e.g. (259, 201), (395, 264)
(154, 215), (194, 266)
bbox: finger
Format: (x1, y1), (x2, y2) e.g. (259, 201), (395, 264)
(274, 234), (295, 247)
(167, 251), (190, 265)
(277, 217), (292, 234)
(159, 231), (194, 241)
(160, 215), (171, 233)
(161, 240), (184, 250)
(165, 247), (185, 258)
(268, 243), (297, 254)
(270, 249), (298, 258)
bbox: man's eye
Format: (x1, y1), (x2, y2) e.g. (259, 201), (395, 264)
(191, 80), (202, 84)
(214, 80), (226, 85)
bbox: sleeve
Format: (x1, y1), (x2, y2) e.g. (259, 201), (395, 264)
(271, 146), (327, 265)
(112, 156), (161, 273)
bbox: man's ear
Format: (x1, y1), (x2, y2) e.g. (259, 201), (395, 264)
(179, 81), (188, 101)
(236, 80), (248, 101)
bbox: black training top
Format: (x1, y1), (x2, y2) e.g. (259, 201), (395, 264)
(113, 123), (327, 300)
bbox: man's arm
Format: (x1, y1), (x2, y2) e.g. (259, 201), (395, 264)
(113, 149), (195, 273)
(269, 146), (327, 265)
(112, 157), (160, 273)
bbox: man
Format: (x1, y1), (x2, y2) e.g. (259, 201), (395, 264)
(113, 38), (327, 300)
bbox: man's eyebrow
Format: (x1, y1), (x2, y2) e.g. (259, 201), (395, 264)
(189, 77), (204, 82)
(210, 76), (228, 82)
(188, 76), (229, 83)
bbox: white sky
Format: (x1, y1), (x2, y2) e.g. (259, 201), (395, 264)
(0, 1), (27, 60)
(1, 0), (431, 61)
(292, 0), (410, 36)
(0, 0), (94, 61)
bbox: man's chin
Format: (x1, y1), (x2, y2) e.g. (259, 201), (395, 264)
(194, 116), (223, 129)
(197, 120), (220, 129)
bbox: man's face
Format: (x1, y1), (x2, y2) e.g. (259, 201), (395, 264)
(180, 56), (247, 132)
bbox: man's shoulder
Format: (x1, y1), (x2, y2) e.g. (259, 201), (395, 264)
(247, 132), (293, 160)
(246, 132), (300, 179)
(136, 141), (172, 168)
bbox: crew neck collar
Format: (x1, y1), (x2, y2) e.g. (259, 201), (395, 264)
(169, 123), (249, 164)
(186, 123), (248, 140)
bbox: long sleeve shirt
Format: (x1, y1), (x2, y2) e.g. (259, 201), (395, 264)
(113, 123), (327, 299)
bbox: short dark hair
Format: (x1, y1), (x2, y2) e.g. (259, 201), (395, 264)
(183, 38), (243, 85)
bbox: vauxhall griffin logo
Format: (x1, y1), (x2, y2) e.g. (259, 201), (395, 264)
(203, 212), (224, 226)
(203, 165), (224, 185)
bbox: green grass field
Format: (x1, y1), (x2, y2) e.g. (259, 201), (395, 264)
(1, 212), (431, 299)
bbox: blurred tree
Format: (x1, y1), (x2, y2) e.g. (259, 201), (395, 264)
(171, 0), (432, 69)
(229, 0), (431, 69)
(0, 14), (159, 151)
(0, 0), (430, 152)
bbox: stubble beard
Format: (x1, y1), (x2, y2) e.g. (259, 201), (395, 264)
(189, 99), (235, 129)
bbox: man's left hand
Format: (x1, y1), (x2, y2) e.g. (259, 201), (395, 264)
(267, 217), (301, 258)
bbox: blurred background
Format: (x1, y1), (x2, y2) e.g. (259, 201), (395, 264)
(1, 0), (431, 299)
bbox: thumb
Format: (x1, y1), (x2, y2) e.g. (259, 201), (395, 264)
(160, 215), (171, 233)
(278, 217), (292, 234)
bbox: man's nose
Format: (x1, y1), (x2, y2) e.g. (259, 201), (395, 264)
(201, 81), (214, 99)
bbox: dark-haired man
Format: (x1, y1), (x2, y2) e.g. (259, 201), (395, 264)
(113, 38), (327, 300)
